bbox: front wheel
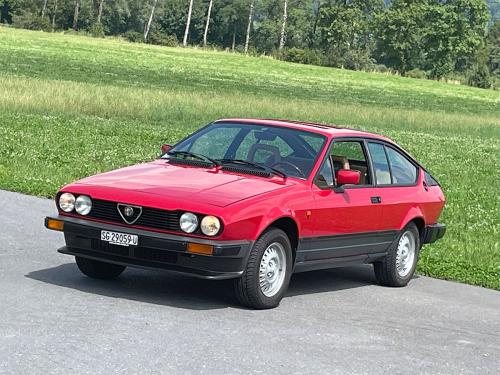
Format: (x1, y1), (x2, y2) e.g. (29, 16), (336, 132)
(234, 228), (293, 309)
(76, 256), (126, 280)
(374, 222), (420, 287)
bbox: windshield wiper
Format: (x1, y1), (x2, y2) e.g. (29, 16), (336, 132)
(167, 151), (220, 167)
(218, 159), (287, 178)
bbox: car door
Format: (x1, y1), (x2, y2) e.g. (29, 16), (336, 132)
(305, 139), (388, 261)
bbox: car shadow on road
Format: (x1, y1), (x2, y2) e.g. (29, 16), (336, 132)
(26, 263), (378, 310)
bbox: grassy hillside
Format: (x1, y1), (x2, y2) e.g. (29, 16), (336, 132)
(0, 27), (498, 289)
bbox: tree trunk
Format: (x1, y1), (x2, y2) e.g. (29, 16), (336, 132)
(41, 0), (48, 18)
(244, 0), (255, 54)
(203, 0), (213, 48)
(97, 0), (104, 24)
(279, 0), (288, 50)
(232, 29), (236, 51)
(144, 0), (158, 42)
(51, 0), (58, 32)
(183, 0), (194, 47)
(72, 0), (80, 31)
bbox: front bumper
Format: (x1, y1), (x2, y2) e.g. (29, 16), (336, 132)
(422, 223), (446, 244)
(45, 215), (252, 280)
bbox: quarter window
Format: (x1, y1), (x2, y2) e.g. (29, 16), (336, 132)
(385, 147), (417, 184)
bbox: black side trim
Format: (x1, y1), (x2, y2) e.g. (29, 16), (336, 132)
(422, 223), (446, 244)
(296, 230), (398, 262)
(294, 252), (387, 273)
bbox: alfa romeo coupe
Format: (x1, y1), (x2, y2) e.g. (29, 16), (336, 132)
(45, 119), (446, 309)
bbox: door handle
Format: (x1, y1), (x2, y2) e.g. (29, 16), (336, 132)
(371, 196), (382, 204)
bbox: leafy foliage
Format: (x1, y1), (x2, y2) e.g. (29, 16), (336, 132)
(1, 0), (498, 87)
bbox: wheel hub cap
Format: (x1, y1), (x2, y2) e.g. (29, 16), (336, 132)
(259, 242), (286, 297)
(395, 231), (416, 278)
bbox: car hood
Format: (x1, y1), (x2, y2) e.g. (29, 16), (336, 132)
(73, 161), (293, 207)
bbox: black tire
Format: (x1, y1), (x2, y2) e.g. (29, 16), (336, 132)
(75, 256), (126, 280)
(374, 222), (421, 287)
(234, 228), (293, 309)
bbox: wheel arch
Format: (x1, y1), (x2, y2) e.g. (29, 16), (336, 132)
(263, 216), (299, 262)
(409, 217), (425, 243)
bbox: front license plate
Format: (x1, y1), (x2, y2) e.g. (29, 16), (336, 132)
(100, 230), (138, 247)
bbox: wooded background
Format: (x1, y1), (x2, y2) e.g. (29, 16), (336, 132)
(1, 0), (499, 88)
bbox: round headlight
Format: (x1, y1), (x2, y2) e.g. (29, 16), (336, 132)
(59, 193), (75, 212)
(75, 195), (92, 215)
(180, 212), (198, 233)
(201, 216), (221, 236)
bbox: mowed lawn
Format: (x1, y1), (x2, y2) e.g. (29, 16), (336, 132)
(0, 27), (499, 289)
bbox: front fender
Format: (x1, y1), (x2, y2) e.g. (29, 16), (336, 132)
(220, 185), (310, 241)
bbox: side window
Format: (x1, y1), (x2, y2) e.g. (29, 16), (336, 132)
(186, 127), (240, 159)
(368, 143), (391, 185)
(331, 141), (371, 185)
(317, 157), (334, 187)
(385, 147), (417, 184)
(315, 140), (371, 188)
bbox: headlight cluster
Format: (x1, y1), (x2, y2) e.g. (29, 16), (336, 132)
(180, 212), (221, 236)
(58, 193), (92, 216)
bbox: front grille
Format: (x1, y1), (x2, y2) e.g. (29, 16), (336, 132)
(91, 239), (129, 256)
(134, 247), (178, 263)
(88, 199), (180, 232)
(90, 238), (178, 264)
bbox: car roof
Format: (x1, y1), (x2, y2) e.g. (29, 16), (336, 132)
(214, 118), (393, 142)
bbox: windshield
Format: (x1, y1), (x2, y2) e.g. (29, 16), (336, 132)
(164, 123), (327, 179)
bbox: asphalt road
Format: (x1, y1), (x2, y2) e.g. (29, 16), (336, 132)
(0, 189), (499, 375)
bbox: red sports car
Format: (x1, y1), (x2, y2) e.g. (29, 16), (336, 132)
(46, 119), (446, 309)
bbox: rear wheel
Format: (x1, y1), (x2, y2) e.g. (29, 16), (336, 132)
(234, 228), (292, 309)
(75, 256), (126, 280)
(374, 222), (420, 287)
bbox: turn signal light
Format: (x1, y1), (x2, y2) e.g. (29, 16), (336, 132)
(187, 243), (213, 255)
(46, 218), (64, 231)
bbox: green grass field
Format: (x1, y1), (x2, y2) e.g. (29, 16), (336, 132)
(0, 27), (499, 289)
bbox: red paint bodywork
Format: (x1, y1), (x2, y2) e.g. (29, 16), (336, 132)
(57, 119), (445, 242)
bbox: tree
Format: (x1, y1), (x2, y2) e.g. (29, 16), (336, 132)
(203, 0), (214, 47)
(487, 20), (500, 77)
(183, 0), (194, 47)
(244, 0), (255, 53)
(51, 0), (58, 31)
(424, 0), (489, 78)
(73, 0), (80, 30)
(318, 0), (382, 68)
(97, 0), (104, 24)
(144, 0), (158, 42)
(41, 0), (48, 18)
(279, 0), (288, 50)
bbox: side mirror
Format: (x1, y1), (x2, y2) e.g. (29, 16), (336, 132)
(336, 169), (360, 186)
(160, 144), (172, 156)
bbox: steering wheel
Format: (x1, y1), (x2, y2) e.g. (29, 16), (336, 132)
(271, 161), (305, 178)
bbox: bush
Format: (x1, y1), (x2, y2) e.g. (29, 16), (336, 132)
(12, 11), (50, 31)
(467, 64), (491, 89)
(147, 32), (178, 47)
(90, 23), (105, 38)
(124, 31), (143, 43)
(280, 48), (325, 66)
(406, 68), (427, 79)
(342, 49), (376, 71)
(373, 64), (392, 74)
